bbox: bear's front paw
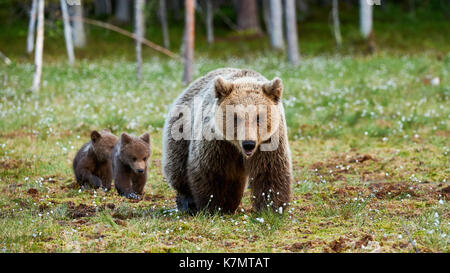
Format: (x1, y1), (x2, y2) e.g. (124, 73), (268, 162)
(89, 176), (102, 189)
(126, 192), (140, 200)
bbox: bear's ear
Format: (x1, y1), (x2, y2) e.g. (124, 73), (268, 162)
(263, 77), (283, 103)
(140, 132), (150, 144)
(91, 130), (101, 143)
(214, 76), (233, 100)
(121, 133), (132, 146)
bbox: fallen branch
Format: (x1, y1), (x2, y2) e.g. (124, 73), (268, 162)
(0, 50), (12, 65)
(69, 16), (182, 61)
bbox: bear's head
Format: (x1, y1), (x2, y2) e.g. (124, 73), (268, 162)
(213, 76), (283, 158)
(91, 129), (118, 162)
(119, 132), (151, 174)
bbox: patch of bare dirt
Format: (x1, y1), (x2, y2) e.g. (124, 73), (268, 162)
(328, 237), (350, 252)
(66, 202), (96, 218)
(0, 130), (36, 138)
(334, 186), (367, 198)
(144, 194), (165, 202)
(106, 203), (116, 210)
(114, 219), (127, 226)
(440, 186), (450, 201)
(435, 130), (450, 137)
(368, 182), (416, 199)
(309, 153), (378, 182)
(0, 159), (31, 170)
(286, 239), (325, 252)
(348, 154), (375, 163)
(287, 241), (312, 251)
(27, 188), (39, 196)
(354, 234), (373, 249)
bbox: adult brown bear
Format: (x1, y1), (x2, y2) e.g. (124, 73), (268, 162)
(162, 68), (292, 213)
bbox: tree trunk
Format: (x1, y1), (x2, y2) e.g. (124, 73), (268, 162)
(115, 0), (131, 23)
(32, 0), (44, 92)
(72, 3), (86, 48)
(180, 0), (196, 56)
(206, 0), (214, 44)
(262, 0), (271, 36)
(95, 0), (112, 16)
(359, 0), (373, 39)
(27, 0), (37, 54)
(61, 0), (75, 65)
(183, 0), (195, 84)
(236, 0), (261, 33)
(135, 0), (145, 81)
(159, 0), (170, 48)
(284, 0), (299, 65)
(332, 0), (342, 47)
(269, 0), (284, 50)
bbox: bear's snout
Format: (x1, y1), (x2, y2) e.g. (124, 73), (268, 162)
(242, 140), (256, 156)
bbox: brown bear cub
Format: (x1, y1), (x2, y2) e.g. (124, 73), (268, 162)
(112, 132), (151, 199)
(73, 130), (118, 191)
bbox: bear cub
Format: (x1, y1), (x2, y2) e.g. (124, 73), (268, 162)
(73, 129), (118, 191)
(112, 132), (151, 199)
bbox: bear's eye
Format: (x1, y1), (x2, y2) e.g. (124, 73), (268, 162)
(133, 157), (137, 161)
(110, 146), (114, 149)
(143, 157), (147, 161)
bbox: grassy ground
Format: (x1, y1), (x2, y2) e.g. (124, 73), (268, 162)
(0, 5), (449, 252)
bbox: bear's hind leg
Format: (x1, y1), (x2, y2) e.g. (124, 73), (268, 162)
(162, 131), (194, 211)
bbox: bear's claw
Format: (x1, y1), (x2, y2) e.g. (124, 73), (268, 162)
(126, 192), (140, 200)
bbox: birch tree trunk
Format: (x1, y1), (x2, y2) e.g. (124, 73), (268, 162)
(27, 0), (37, 54)
(284, 0), (299, 65)
(183, 0), (195, 84)
(269, 0), (284, 50)
(72, 2), (86, 48)
(159, 0), (170, 48)
(206, 0), (214, 44)
(135, 0), (145, 81)
(32, 0), (44, 92)
(332, 0), (342, 47)
(115, 0), (131, 23)
(61, 0), (75, 65)
(360, 0), (373, 39)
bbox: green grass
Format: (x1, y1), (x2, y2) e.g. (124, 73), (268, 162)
(0, 5), (449, 252)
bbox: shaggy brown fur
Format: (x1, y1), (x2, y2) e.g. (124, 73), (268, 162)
(112, 132), (151, 199)
(162, 68), (292, 213)
(73, 130), (118, 191)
